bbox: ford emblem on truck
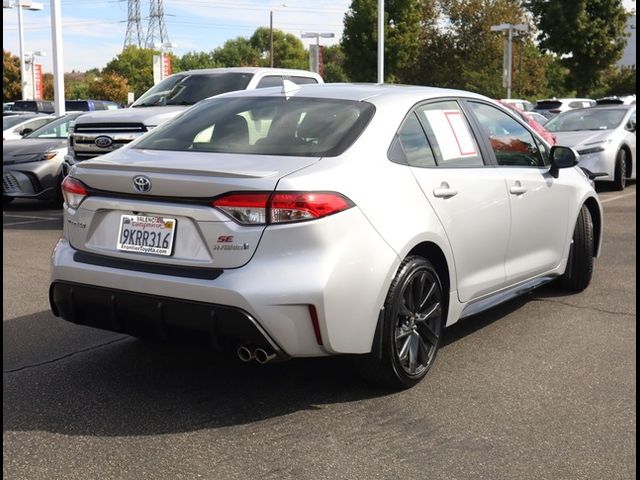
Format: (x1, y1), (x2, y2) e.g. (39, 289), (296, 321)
(94, 136), (113, 148)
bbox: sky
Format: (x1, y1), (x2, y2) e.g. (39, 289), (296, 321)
(2, 0), (636, 74)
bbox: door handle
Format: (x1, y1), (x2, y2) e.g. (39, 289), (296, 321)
(509, 181), (527, 195)
(433, 182), (458, 198)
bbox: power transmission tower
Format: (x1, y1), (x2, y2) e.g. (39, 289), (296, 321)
(123, 0), (144, 49)
(145, 0), (169, 48)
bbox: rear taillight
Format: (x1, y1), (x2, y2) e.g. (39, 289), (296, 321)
(61, 176), (89, 209)
(212, 192), (354, 225)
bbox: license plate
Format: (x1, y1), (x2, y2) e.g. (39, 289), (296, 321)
(117, 215), (176, 256)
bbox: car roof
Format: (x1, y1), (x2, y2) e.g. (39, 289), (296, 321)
(213, 82), (490, 103)
(177, 67), (322, 77)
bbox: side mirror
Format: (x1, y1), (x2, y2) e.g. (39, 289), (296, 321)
(549, 145), (579, 178)
(20, 128), (33, 136)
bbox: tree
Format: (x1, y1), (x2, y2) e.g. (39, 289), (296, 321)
(3, 50), (21, 102)
(525, 0), (629, 96)
(212, 37), (260, 67)
(104, 46), (156, 98)
(322, 45), (350, 82)
(86, 71), (130, 104)
(175, 51), (220, 72)
(42, 73), (54, 100)
(591, 66), (637, 98)
(250, 27), (308, 69)
(342, 0), (423, 82)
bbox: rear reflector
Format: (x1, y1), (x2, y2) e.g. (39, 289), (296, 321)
(212, 192), (354, 225)
(61, 176), (89, 209)
(308, 305), (323, 346)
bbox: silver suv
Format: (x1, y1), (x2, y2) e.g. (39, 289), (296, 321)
(65, 67), (323, 169)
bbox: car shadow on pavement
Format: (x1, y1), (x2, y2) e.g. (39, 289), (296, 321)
(2, 294), (544, 438)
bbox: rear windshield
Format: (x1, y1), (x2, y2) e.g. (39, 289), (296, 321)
(66, 101), (92, 111)
(132, 73), (253, 107)
(134, 97), (375, 157)
(535, 101), (562, 110)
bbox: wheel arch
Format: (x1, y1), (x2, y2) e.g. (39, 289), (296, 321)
(620, 144), (633, 177)
(583, 196), (602, 257)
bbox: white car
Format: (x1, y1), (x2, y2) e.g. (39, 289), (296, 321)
(3, 114), (54, 141)
(545, 105), (636, 190)
(534, 98), (597, 119)
(50, 84), (603, 389)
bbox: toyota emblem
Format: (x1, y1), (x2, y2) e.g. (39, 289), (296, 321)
(132, 175), (152, 193)
(94, 136), (113, 148)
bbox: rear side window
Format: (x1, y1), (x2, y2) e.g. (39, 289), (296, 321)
(388, 113), (436, 167)
(134, 97), (375, 157)
(415, 101), (484, 167)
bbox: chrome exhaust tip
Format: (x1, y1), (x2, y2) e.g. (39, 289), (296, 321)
(254, 348), (277, 364)
(237, 345), (254, 362)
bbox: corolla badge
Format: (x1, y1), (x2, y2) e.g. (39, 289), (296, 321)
(132, 175), (152, 193)
(94, 136), (113, 148)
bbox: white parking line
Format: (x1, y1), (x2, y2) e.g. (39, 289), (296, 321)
(3, 214), (62, 221)
(3, 218), (62, 227)
(601, 191), (636, 204)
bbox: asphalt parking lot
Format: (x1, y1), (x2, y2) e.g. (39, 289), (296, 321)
(3, 184), (636, 480)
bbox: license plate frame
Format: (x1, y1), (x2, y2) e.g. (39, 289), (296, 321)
(116, 214), (177, 256)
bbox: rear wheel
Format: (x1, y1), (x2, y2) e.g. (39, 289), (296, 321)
(612, 149), (627, 191)
(558, 205), (594, 292)
(356, 256), (445, 389)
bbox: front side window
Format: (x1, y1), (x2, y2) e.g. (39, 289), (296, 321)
(134, 97), (375, 157)
(256, 76), (283, 89)
(415, 101), (484, 167)
(468, 102), (547, 167)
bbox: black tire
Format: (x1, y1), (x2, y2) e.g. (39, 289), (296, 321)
(50, 175), (65, 208)
(3, 196), (14, 205)
(612, 149), (627, 191)
(558, 205), (594, 292)
(355, 256), (445, 389)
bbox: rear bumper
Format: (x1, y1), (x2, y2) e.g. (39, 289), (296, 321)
(50, 281), (285, 354)
(50, 207), (400, 357)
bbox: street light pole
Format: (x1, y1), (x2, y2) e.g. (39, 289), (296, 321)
(3, 0), (44, 101)
(51, 0), (65, 116)
(490, 23), (527, 99)
(377, 0), (384, 83)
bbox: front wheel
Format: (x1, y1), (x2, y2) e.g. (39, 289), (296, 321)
(355, 256), (445, 389)
(558, 205), (594, 292)
(612, 149), (627, 191)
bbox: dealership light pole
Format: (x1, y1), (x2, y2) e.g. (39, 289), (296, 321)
(25, 50), (46, 100)
(3, 0), (44, 100)
(301, 32), (334, 74)
(490, 23), (527, 99)
(154, 41), (175, 81)
(377, 0), (384, 83)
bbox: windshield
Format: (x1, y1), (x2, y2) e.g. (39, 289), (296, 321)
(134, 97), (375, 157)
(132, 73), (253, 107)
(25, 113), (83, 139)
(3, 115), (37, 130)
(545, 108), (628, 132)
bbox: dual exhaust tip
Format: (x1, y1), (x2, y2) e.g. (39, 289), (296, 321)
(237, 345), (277, 364)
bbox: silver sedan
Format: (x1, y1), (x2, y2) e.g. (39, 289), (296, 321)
(545, 105), (636, 190)
(50, 84), (602, 389)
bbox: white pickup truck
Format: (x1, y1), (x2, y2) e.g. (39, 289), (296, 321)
(65, 67), (323, 169)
